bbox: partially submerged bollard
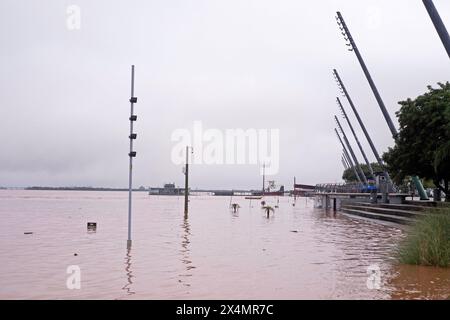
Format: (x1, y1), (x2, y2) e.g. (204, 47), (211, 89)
(376, 173), (389, 203)
(325, 195), (330, 209)
(433, 188), (442, 202)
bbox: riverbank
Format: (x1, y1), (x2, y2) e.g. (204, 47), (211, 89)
(398, 208), (450, 268)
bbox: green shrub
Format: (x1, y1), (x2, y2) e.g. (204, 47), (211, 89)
(398, 209), (450, 267)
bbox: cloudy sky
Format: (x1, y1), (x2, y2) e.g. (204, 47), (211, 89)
(0, 0), (449, 189)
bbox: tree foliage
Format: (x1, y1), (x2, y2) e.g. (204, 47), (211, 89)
(382, 82), (450, 201)
(342, 162), (384, 182)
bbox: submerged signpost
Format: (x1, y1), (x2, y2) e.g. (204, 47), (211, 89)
(127, 65), (138, 249)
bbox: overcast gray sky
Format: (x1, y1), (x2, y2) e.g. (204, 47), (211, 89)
(0, 0), (449, 189)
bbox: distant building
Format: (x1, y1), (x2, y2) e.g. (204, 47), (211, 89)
(148, 183), (185, 195)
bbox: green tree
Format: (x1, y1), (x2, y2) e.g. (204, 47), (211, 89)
(383, 82), (450, 201)
(342, 162), (384, 182)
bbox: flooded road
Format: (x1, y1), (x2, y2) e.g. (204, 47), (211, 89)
(0, 190), (448, 299)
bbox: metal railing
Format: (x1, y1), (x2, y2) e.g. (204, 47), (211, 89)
(315, 183), (365, 194)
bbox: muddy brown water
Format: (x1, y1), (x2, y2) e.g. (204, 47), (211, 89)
(0, 190), (448, 299)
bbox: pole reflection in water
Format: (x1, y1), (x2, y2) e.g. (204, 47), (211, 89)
(122, 248), (136, 296)
(179, 217), (195, 290)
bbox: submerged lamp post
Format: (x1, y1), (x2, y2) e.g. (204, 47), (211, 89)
(184, 146), (193, 218)
(127, 65), (137, 249)
(335, 11), (429, 200)
(262, 163), (266, 193)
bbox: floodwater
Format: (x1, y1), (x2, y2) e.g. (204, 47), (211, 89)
(0, 190), (448, 300)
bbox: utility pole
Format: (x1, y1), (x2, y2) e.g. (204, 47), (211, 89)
(336, 129), (362, 184)
(336, 11), (429, 200)
(335, 116), (368, 184)
(184, 146), (193, 218)
(293, 176), (296, 202)
(262, 163), (266, 194)
(423, 0), (450, 58)
(127, 65), (137, 249)
(336, 97), (375, 180)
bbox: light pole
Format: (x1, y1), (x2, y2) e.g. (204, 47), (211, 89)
(342, 151), (351, 169)
(336, 12), (398, 137)
(335, 11), (429, 200)
(127, 65), (137, 249)
(335, 116), (368, 185)
(337, 97), (375, 180)
(342, 155), (349, 170)
(333, 69), (391, 183)
(423, 0), (450, 58)
(336, 129), (362, 184)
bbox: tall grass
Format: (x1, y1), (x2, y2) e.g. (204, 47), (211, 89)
(398, 208), (450, 268)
